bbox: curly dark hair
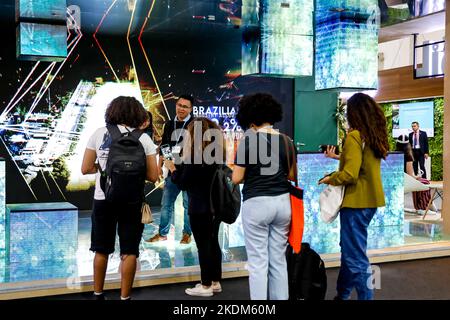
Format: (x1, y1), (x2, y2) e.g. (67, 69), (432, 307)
(236, 93), (283, 130)
(105, 96), (147, 128)
(346, 93), (390, 159)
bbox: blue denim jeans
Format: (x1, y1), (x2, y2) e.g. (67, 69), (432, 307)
(337, 207), (377, 300)
(159, 177), (191, 236)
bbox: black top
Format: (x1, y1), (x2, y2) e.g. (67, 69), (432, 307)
(160, 115), (194, 152)
(171, 164), (217, 215)
(404, 152), (414, 173)
(234, 132), (291, 202)
(160, 115), (193, 177)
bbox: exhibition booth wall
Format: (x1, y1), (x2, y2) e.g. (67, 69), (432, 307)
(1, 0), (449, 298)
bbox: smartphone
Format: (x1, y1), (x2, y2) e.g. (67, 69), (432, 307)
(160, 144), (173, 160)
(319, 144), (339, 155)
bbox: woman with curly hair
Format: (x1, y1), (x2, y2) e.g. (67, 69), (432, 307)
(319, 93), (389, 300)
(81, 96), (159, 300)
(232, 93), (294, 300)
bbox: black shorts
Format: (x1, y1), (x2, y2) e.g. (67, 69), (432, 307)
(90, 200), (144, 257)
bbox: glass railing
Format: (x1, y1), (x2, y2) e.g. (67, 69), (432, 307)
(380, 0), (445, 27)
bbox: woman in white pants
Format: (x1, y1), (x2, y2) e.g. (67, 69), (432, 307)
(232, 93), (294, 300)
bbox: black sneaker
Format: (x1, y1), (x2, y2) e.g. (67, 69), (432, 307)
(93, 293), (106, 300)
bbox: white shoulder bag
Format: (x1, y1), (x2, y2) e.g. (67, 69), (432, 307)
(319, 142), (365, 223)
(319, 184), (345, 223)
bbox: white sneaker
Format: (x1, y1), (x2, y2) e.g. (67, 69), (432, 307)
(185, 284), (213, 297)
(212, 282), (222, 293)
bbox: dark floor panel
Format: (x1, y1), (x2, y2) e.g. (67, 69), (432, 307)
(32, 257), (450, 300)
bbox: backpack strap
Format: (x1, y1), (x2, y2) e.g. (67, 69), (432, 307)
(209, 167), (219, 216)
(130, 128), (144, 140)
(282, 134), (298, 187)
(106, 124), (123, 141)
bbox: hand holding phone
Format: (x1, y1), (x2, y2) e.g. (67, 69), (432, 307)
(318, 173), (332, 185)
(160, 144), (173, 160)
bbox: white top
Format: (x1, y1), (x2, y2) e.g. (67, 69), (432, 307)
(86, 125), (157, 200)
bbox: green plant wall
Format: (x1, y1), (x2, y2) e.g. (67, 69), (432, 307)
(380, 98), (444, 181)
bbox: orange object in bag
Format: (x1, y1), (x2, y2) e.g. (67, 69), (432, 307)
(288, 185), (304, 254)
(283, 134), (305, 254)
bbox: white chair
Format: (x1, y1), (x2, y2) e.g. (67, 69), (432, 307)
(404, 173), (430, 193)
(404, 173), (431, 216)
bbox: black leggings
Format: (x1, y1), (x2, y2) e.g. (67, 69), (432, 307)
(189, 214), (222, 286)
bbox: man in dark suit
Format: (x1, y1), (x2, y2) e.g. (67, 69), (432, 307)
(409, 121), (429, 178)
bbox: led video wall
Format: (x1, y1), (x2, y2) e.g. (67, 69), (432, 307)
(0, 0), (295, 210)
(242, 0), (313, 76)
(0, 160), (5, 283)
(16, 0), (67, 61)
(315, 0), (379, 90)
(297, 152), (405, 252)
(17, 0), (67, 21)
(16, 23), (67, 61)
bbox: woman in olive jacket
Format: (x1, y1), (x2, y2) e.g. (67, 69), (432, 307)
(320, 93), (389, 300)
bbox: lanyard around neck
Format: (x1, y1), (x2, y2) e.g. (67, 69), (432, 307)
(174, 118), (188, 144)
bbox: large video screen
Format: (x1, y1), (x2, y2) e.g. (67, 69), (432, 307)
(0, 0), (294, 210)
(392, 101), (434, 138)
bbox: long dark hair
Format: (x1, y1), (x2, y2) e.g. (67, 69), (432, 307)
(105, 96), (147, 128)
(184, 117), (226, 163)
(395, 142), (414, 161)
(346, 93), (389, 159)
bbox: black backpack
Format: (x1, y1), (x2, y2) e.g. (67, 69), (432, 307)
(99, 125), (147, 204)
(286, 243), (327, 300)
(209, 164), (241, 224)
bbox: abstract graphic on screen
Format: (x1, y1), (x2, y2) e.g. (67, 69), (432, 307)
(242, 0), (313, 76)
(315, 0), (379, 90)
(298, 152), (404, 253)
(17, 23), (68, 61)
(17, 0), (67, 21)
(0, 0), (295, 209)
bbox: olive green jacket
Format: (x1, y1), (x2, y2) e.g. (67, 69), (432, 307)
(328, 130), (385, 208)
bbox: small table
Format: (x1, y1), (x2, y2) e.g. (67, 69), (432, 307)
(423, 181), (444, 220)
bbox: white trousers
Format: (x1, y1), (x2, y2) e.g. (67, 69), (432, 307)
(242, 193), (291, 300)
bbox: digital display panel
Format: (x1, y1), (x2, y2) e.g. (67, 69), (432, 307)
(297, 152), (404, 228)
(261, 33), (313, 75)
(0, 160), (5, 283)
(392, 101), (435, 138)
(17, 0), (67, 22)
(242, 0), (314, 76)
(260, 0), (313, 35)
(16, 22), (67, 61)
(315, 0), (379, 90)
